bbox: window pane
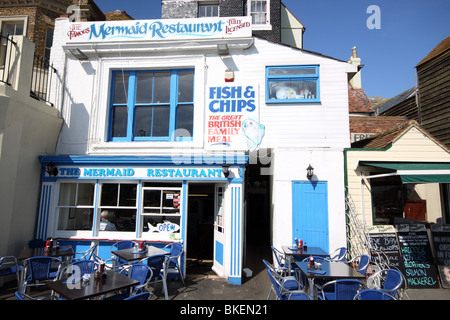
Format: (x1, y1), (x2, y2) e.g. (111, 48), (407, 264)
(153, 72), (171, 103)
(144, 216), (180, 233)
(134, 106), (153, 137)
(45, 28), (54, 48)
(152, 106), (170, 136)
(136, 73), (153, 104)
(77, 183), (95, 206)
(112, 106), (128, 137)
(144, 190), (161, 207)
(113, 72), (129, 104)
(178, 71), (194, 102)
(119, 184), (137, 207)
(113, 209), (136, 231)
(268, 80), (317, 100)
(101, 184), (118, 206)
(59, 183), (76, 206)
(269, 67), (316, 76)
(176, 104), (193, 137)
(58, 208), (93, 230)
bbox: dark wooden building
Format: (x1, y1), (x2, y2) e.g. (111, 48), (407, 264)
(376, 36), (450, 148)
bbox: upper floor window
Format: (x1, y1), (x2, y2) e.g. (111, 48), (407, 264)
(198, 2), (219, 17)
(109, 69), (194, 142)
(266, 65), (320, 103)
(248, 0), (271, 29)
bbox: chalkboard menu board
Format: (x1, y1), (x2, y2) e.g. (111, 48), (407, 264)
(396, 224), (440, 289)
(431, 224), (450, 289)
(368, 227), (405, 274)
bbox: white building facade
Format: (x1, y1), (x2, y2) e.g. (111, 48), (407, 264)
(37, 16), (356, 284)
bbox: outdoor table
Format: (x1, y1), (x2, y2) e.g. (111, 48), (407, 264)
(46, 269), (140, 300)
(295, 261), (366, 299)
(282, 246), (329, 273)
(18, 245), (74, 261)
(112, 245), (168, 263)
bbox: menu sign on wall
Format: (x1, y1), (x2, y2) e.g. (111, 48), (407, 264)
(396, 224), (440, 289)
(431, 224), (450, 288)
(206, 84), (264, 151)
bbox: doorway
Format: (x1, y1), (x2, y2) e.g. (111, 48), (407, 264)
(186, 183), (215, 275)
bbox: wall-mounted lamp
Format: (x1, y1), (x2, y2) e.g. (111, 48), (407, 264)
(217, 43), (229, 55)
(222, 163), (230, 178)
(306, 164), (314, 180)
(69, 48), (88, 61)
(46, 162), (58, 177)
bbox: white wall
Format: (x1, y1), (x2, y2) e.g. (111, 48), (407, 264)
(0, 36), (62, 257)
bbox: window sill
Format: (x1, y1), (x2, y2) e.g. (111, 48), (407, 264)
(252, 24), (272, 31)
(266, 98), (321, 104)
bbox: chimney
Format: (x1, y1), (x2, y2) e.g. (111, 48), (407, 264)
(348, 46), (362, 89)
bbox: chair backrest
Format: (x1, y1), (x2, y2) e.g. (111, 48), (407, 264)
(331, 247), (347, 262)
(124, 292), (150, 300)
(145, 254), (166, 281)
(75, 243), (99, 261)
(27, 257), (59, 281)
(129, 263), (153, 285)
(383, 269), (403, 296)
(354, 289), (396, 300)
(70, 260), (98, 276)
(270, 246), (285, 268)
(334, 279), (363, 300)
(168, 243), (183, 258)
(357, 255), (371, 275)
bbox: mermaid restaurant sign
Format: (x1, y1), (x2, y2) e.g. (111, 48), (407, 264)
(207, 84), (264, 152)
(66, 17), (252, 42)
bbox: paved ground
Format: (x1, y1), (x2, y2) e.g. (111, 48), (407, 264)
(1, 259), (449, 301)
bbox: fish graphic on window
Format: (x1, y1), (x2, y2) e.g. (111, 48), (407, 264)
(241, 118), (265, 152)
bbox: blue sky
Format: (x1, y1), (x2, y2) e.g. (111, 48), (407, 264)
(94, 0), (450, 99)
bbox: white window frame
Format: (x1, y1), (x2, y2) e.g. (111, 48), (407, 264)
(0, 16), (28, 36)
(247, 0), (272, 31)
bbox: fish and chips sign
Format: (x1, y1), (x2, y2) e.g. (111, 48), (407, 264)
(66, 16), (252, 43)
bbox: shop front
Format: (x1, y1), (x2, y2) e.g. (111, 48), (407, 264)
(38, 155), (247, 284)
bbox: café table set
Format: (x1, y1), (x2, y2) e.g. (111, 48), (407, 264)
(16, 241), (169, 300)
(280, 245), (365, 300)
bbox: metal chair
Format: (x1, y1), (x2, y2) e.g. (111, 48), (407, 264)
(367, 268), (404, 299)
(145, 254), (168, 300)
(164, 243), (185, 286)
(105, 263), (153, 300)
(21, 256), (61, 294)
(124, 292), (150, 300)
(354, 289), (396, 300)
(347, 254), (371, 275)
(329, 247), (347, 262)
(263, 259), (311, 300)
(0, 256), (22, 291)
(262, 260), (303, 299)
(317, 279), (364, 300)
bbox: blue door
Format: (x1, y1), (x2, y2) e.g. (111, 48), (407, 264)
(292, 181), (329, 253)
